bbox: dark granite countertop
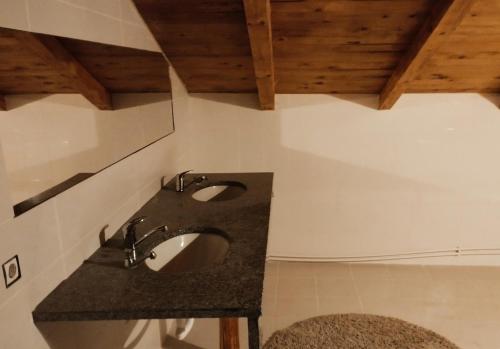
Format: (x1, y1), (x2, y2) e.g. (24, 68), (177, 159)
(33, 172), (273, 322)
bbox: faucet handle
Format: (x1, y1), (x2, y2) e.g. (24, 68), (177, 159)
(177, 169), (193, 178)
(121, 216), (147, 238)
(176, 169), (193, 192)
(130, 216), (147, 225)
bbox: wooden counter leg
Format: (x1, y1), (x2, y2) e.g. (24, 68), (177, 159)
(220, 318), (240, 349)
(248, 317), (260, 349)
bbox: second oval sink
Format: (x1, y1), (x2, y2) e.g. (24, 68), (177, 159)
(145, 228), (229, 273)
(192, 181), (246, 202)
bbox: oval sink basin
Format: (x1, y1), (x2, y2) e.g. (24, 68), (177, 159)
(192, 181), (246, 202)
(145, 228), (229, 273)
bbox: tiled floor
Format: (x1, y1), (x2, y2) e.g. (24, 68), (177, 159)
(260, 261), (500, 349)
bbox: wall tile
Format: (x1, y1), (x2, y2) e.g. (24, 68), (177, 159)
(188, 93), (500, 265)
(53, 154), (136, 251)
(120, 0), (144, 24)
(0, 259), (68, 349)
(3, 0), (159, 51)
(0, 146), (14, 223)
(77, 0), (121, 18)
(0, 0), (29, 30)
(0, 201), (61, 309)
(0, 3), (185, 348)
(0, 94), (173, 206)
(27, 0), (122, 46)
(121, 22), (160, 51)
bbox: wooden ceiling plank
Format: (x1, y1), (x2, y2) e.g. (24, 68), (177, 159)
(0, 95), (5, 111)
(379, 0), (476, 110)
(243, 0), (275, 110)
(13, 31), (112, 110)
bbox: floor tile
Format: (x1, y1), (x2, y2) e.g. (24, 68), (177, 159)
(350, 263), (392, 280)
(354, 278), (400, 300)
(276, 277), (316, 299)
(430, 279), (490, 302)
(264, 261), (279, 279)
(361, 297), (430, 325)
(274, 297), (318, 319)
(278, 262), (316, 279)
(426, 265), (469, 281)
(260, 261), (500, 349)
(317, 296), (362, 315)
(466, 266), (500, 281)
(387, 264), (432, 282)
(316, 278), (358, 299)
(314, 262), (352, 280)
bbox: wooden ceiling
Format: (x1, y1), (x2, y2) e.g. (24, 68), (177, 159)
(132, 0), (256, 93)
(0, 27), (170, 110)
(133, 0), (498, 110)
(408, 0), (500, 93)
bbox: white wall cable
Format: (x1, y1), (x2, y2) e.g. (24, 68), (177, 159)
(267, 247), (500, 263)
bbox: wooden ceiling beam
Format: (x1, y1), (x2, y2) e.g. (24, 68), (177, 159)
(379, 0), (476, 110)
(0, 95), (6, 111)
(13, 31), (112, 110)
(243, 0), (275, 110)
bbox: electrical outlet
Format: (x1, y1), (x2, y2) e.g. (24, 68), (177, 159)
(2, 255), (21, 288)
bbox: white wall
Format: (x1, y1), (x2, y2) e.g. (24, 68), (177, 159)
(0, 0), (171, 204)
(186, 93), (500, 265)
(0, 66), (193, 349)
(0, 147), (13, 222)
(0, 1), (197, 348)
(0, 93), (173, 203)
(0, 0), (160, 51)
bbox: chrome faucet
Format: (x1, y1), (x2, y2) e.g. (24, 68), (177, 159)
(175, 170), (207, 192)
(121, 216), (167, 268)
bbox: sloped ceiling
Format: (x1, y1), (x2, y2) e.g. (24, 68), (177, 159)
(133, 0), (499, 110)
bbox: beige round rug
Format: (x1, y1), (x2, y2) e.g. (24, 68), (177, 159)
(264, 314), (460, 349)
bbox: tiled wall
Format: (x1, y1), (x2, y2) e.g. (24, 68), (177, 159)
(0, 0), (172, 204)
(0, 2), (194, 348)
(0, 0), (160, 51)
(0, 67), (190, 349)
(0, 150), (13, 222)
(0, 93), (173, 203)
(186, 93), (500, 265)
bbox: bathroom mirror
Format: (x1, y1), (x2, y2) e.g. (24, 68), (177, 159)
(0, 27), (174, 215)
